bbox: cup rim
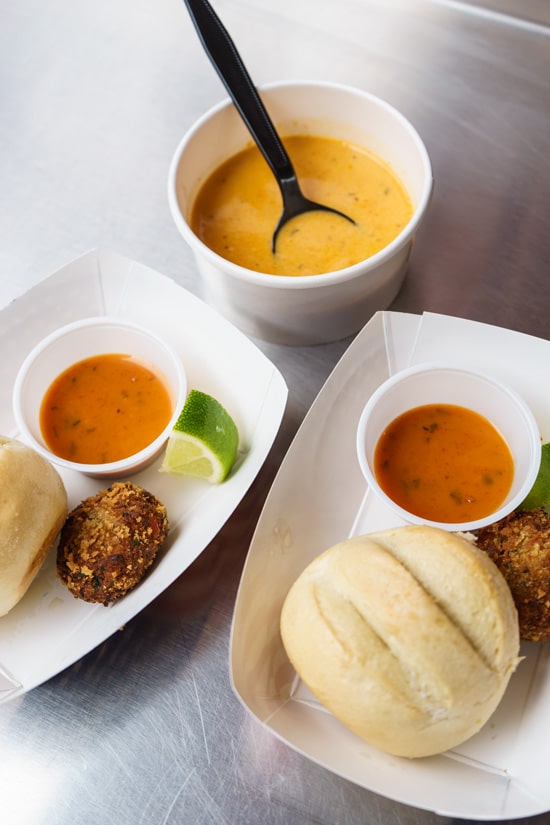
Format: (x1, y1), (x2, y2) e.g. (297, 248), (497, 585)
(167, 79), (433, 289)
(355, 362), (542, 532)
(12, 316), (187, 477)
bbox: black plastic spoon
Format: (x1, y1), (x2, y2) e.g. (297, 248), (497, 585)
(183, 0), (355, 253)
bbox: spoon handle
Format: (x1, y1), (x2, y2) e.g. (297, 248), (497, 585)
(183, 0), (296, 184)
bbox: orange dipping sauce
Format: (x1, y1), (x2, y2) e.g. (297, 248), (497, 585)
(373, 403), (514, 523)
(40, 353), (173, 464)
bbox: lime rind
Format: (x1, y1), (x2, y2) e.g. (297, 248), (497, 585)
(519, 442), (550, 511)
(173, 390), (238, 457)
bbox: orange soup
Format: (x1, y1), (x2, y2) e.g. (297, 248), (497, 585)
(40, 353), (173, 464)
(373, 403), (514, 523)
(190, 134), (413, 276)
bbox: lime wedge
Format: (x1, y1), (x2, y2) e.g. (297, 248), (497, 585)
(161, 390), (239, 482)
(520, 442), (550, 510)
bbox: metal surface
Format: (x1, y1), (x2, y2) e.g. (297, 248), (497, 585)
(0, 0), (549, 822)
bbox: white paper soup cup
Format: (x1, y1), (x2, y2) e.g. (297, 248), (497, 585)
(168, 80), (433, 346)
(13, 317), (187, 478)
(356, 363), (541, 532)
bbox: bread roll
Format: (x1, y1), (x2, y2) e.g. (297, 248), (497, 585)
(0, 436), (68, 616)
(280, 525), (520, 758)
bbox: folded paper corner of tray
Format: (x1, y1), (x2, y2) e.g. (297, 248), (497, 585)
(0, 661), (23, 701)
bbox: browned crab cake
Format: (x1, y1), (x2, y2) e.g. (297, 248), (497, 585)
(57, 481), (169, 605)
(475, 505), (550, 643)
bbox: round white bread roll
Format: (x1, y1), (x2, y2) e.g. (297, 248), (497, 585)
(280, 525), (520, 758)
(0, 435), (68, 616)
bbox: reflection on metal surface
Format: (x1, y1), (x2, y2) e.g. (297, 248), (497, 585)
(436, 0), (550, 28)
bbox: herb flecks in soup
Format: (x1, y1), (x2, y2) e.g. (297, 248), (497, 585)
(190, 135), (413, 277)
(40, 354), (173, 464)
(373, 404), (514, 523)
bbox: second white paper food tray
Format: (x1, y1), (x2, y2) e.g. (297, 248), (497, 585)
(230, 310), (550, 821)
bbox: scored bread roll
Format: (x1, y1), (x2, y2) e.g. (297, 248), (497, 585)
(280, 525), (520, 758)
(0, 435), (68, 616)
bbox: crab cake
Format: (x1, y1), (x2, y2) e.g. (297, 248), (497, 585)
(475, 506), (550, 643)
(57, 481), (169, 605)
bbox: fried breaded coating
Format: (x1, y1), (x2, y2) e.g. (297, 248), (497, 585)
(475, 506), (550, 642)
(57, 481), (169, 605)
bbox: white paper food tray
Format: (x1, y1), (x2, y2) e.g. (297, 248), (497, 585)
(0, 249), (287, 703)
(230, 310), (550, 820)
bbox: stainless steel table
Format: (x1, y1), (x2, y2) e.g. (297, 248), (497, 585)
(1, 1), (549, 822)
